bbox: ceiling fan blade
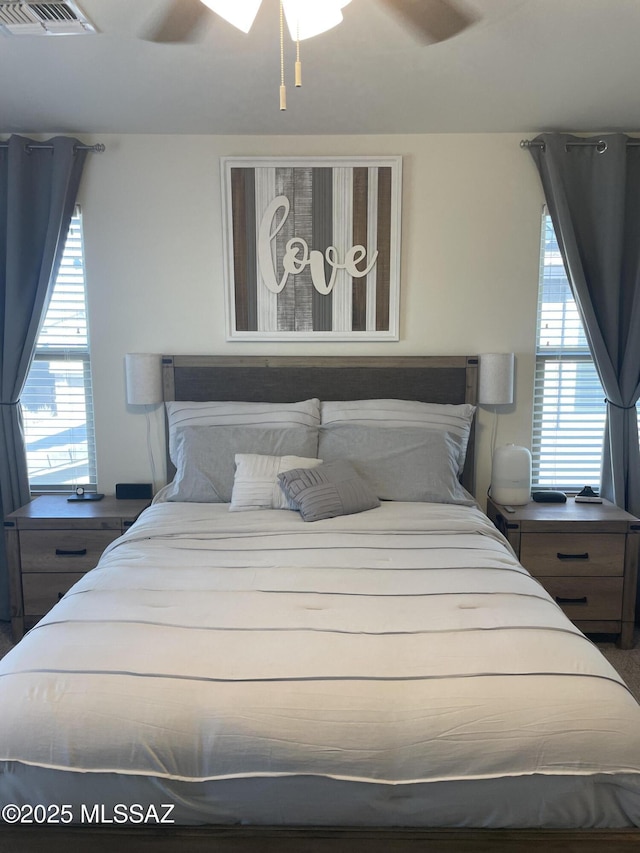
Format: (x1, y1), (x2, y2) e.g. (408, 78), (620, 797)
(142, 0), (210, 43)
(378, 0), (477, 43)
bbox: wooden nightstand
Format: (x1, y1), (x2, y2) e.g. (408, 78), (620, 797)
(4, 495), (150, 641)
(486, 496), (640, 649)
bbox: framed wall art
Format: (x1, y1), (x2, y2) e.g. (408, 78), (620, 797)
(221, 156), (402, 341)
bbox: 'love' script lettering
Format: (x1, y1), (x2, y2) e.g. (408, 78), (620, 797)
(258, 195), (378, 295)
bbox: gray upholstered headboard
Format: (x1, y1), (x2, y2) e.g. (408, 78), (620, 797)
(161, 355), (478, 494)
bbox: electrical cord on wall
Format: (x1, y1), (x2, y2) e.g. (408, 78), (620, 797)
(145, 408), (158, 493)
(489, 406), (499, 458)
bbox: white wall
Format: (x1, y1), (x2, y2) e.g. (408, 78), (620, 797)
(76, 132), (545, 506)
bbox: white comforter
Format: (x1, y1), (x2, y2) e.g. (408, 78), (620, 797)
(1, 501), (640, 823)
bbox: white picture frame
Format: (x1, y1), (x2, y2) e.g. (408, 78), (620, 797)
(221, 155), (402, 341)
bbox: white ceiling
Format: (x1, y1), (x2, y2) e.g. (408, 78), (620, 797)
(2, 0), (640, 136)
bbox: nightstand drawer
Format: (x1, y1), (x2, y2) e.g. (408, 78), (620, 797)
(19, 530), (119, 572)
(520, 533), (625, 577)
(540, 576), (624, 621)
(22, 572), (87, 616)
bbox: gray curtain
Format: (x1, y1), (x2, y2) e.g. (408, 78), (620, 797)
(528, 133), (640, 518)
(0, 135), (88, 621)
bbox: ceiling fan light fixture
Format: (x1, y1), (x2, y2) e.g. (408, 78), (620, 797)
(282, 0), (351, 40)
(199, 0), (261, 33)
(196, 0), (354, 112)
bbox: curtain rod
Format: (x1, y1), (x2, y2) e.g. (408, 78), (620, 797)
(0, 142), (105, 153)
(521, 138), (640, 153)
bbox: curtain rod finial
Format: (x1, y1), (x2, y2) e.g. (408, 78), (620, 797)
(520, 138), (545, 151)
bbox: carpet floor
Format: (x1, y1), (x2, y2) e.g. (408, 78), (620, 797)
(595, 631), (640, 702)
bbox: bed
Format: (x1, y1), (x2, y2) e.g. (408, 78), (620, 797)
(1, 355), (640, 852)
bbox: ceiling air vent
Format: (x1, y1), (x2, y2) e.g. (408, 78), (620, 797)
(0, 1), (96, 35)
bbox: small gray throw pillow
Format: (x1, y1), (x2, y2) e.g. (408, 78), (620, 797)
(278, 461), (380, 522)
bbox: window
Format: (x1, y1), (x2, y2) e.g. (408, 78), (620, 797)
(532, 213), (607, 491)
(21, 207), (96, 492)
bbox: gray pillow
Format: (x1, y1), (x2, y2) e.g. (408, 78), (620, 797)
(166, 399), (320, 464)
(320, 399), (476, 475)
(317, 425), (475, 505)
(278, 461), (380, 522)
(165, 425), (319, 503)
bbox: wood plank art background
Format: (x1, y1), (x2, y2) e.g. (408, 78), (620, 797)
(221, 157), (402, 340)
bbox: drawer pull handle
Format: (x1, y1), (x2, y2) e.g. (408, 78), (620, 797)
(556, 552), (589, 561)
(556, 595), (588, 605)
(55, 548), (87, 557)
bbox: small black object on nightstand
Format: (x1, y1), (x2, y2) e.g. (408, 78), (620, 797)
(67, 486), (104, 502)
(575, 485), (603, 504)
(115, 483), (153, 500)
(532, 490), (567, 503)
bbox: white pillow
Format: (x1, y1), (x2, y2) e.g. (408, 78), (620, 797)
(230, 453), (323, 512)
(166, 399), (321, 464)
(320, 399), (475, 474)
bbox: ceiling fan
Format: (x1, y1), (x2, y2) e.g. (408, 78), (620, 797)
(145, 0), (478, 46)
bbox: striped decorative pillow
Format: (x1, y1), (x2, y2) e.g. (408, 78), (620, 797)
(320, 399), (475, 474)
(166, 399), (320, 462)
(230, 453), (323, 512)
(278, 461), (380, 522)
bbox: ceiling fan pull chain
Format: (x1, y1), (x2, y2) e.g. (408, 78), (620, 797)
(295, 19), (302, 87)
(279, 0), (287, 110)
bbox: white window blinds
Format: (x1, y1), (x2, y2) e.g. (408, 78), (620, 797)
(532, 213), (607, 491)
(22, 207), (97, 491)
